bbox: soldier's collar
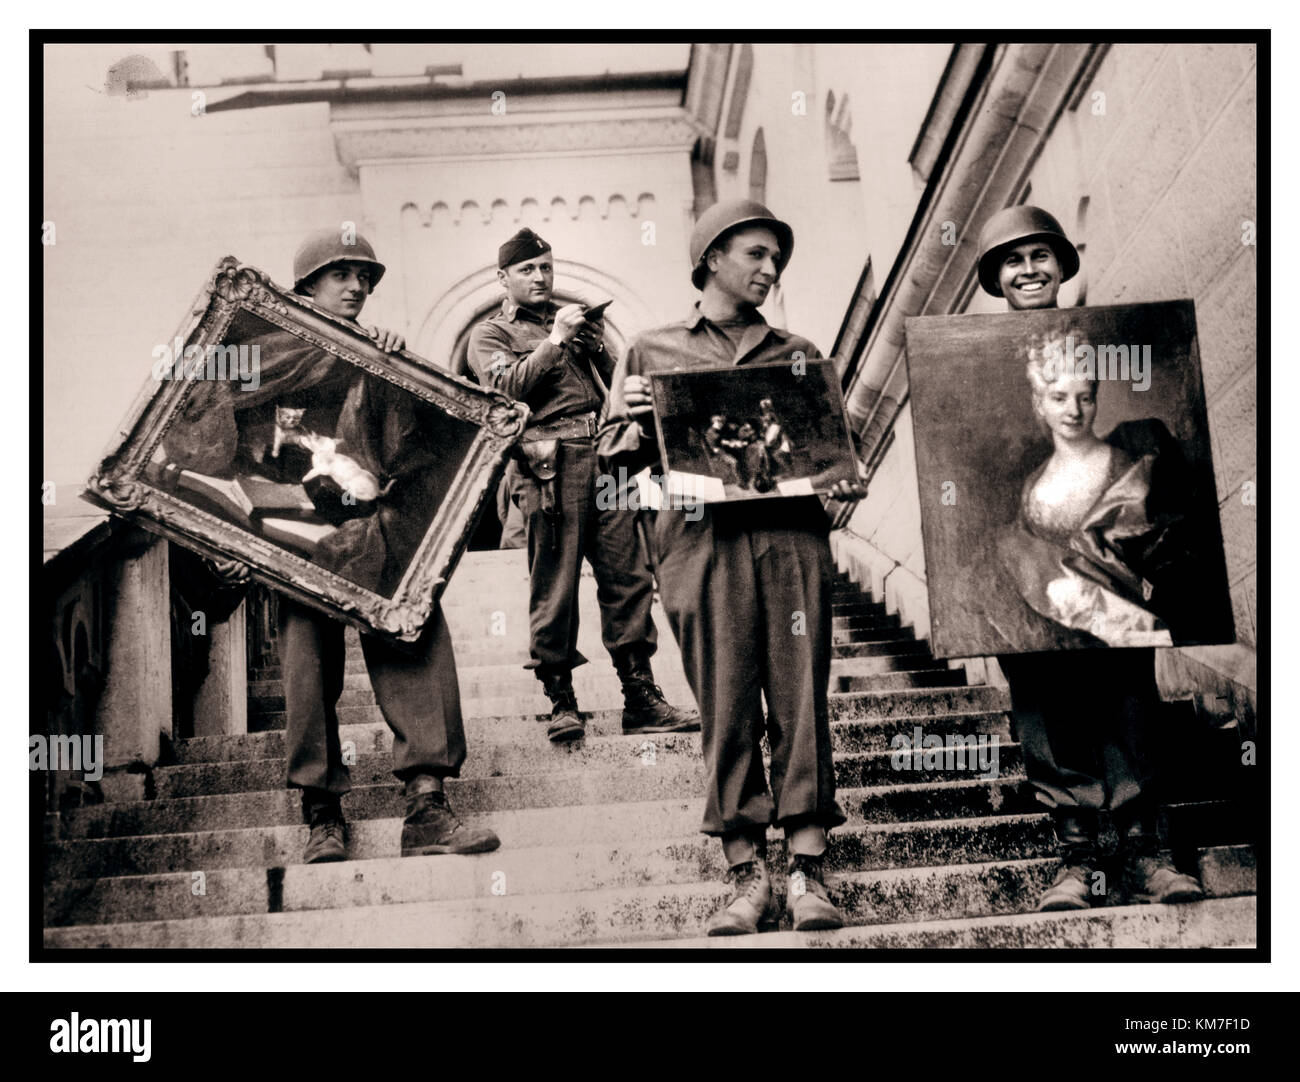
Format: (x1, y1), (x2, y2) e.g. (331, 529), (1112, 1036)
(502, 297), (555, 324)
(685, 302), (790, 339)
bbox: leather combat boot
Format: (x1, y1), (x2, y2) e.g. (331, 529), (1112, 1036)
(301, 790), (348, 865)
(400, 776), (501, 857)
(1035, 812), (1099, 912)
(614, 648), (700, 735)
(787, 853), (845, 932)
(539, 667), (584, 743)
(1119, 814), (1206, 905)
(706, 858), (778, 936)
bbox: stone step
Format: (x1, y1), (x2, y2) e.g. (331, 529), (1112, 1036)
(253, 637), (937, 681)
(614, 895), (1257, 951)
(831, 654), (951, 676)
(246, 686), (1011, 734)
(246, 666), (959, 715)
(437, 553), (868, 589)
(48, 799), (1041, 881)
(250, 651), (951, 697)
(832, 640), (932, 660)
(45, 813), (1061, 926)
(827, 598), (887, 615)
(66, 743), (1029, 836)
(42, 853), (1252, 950)
(171, 709), (1013, 766)
(833, 627), (915, 646)
(851, 776), (1035, 823)
(253, 634), (934, 681)
(246, 677), (697, 712)
(832, 612), (901, 631)
(834, 668), (967, 691)
(50, 796), (710, 878)
(340, 623), (917, 659)
(152, 735), (1021, 800)
(434, 593), (882, 619)
(435, 568), (872, 594)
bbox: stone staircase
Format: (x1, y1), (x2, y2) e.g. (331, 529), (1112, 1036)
(43, 548), (1257, 949)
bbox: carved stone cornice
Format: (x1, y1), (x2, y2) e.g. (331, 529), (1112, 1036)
(684, 43), (732, 138)
(332, 111), (700, 170)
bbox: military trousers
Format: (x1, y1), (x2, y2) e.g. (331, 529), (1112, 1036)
(998, 647), (1159, 823)
(650, 508), (846, 838)
(279, 597), (467, 796)
(508, 436), (657, 673)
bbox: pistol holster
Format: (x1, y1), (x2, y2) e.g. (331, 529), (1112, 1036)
(515, 437), (561, 521)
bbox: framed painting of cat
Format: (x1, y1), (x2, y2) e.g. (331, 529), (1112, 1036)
(84, 257), (530, 643)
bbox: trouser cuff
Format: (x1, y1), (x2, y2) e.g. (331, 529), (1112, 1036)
(721, 829), (767, 867)
(395, 766), (456, 786)
(299, 787), (343, 825)
(1053, 809), (1100, 864)
(402, 773), (444, 795)
(785, 823), (828, 858)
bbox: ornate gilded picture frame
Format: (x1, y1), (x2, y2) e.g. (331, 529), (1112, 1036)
(84, 257), (529, 642)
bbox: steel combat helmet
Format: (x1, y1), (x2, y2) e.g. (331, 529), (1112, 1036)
(292, 229), (387, 294)
(976, 205), (1079, 298)
(689, 199), (794, 290)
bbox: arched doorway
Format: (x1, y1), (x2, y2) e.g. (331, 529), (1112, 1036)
(423, 266), (648, 550)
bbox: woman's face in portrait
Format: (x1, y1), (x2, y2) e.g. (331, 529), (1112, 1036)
(1034, 375), (1097, 441)
(999, 242), (1062, 310)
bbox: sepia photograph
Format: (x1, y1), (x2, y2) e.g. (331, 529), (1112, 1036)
(36, 36), (1262, 977)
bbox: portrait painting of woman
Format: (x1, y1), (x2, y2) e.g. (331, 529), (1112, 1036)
(906, 296), (1233, 660)
(996, 338), (1225, 650)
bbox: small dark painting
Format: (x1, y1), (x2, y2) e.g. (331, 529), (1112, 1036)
(647, 359), (858, 502)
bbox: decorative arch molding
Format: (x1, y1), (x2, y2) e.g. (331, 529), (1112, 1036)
(398, 192), (656, 229)
(413, 259), (659, 376)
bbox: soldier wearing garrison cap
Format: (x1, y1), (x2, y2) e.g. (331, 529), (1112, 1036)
(600, 199), (867, 936)
(468, 228), (699, 743)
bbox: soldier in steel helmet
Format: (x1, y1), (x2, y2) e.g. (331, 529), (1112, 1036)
(467, 228), (699, 743)
(974, 205), (1204, 911)
(215, 228), (500, 865)
(600, 200), (867, 936)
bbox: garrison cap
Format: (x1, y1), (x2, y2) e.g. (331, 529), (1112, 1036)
(499, 228), (552, 269)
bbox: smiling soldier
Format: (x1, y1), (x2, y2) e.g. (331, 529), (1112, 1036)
(975, 205), (1205, 911)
